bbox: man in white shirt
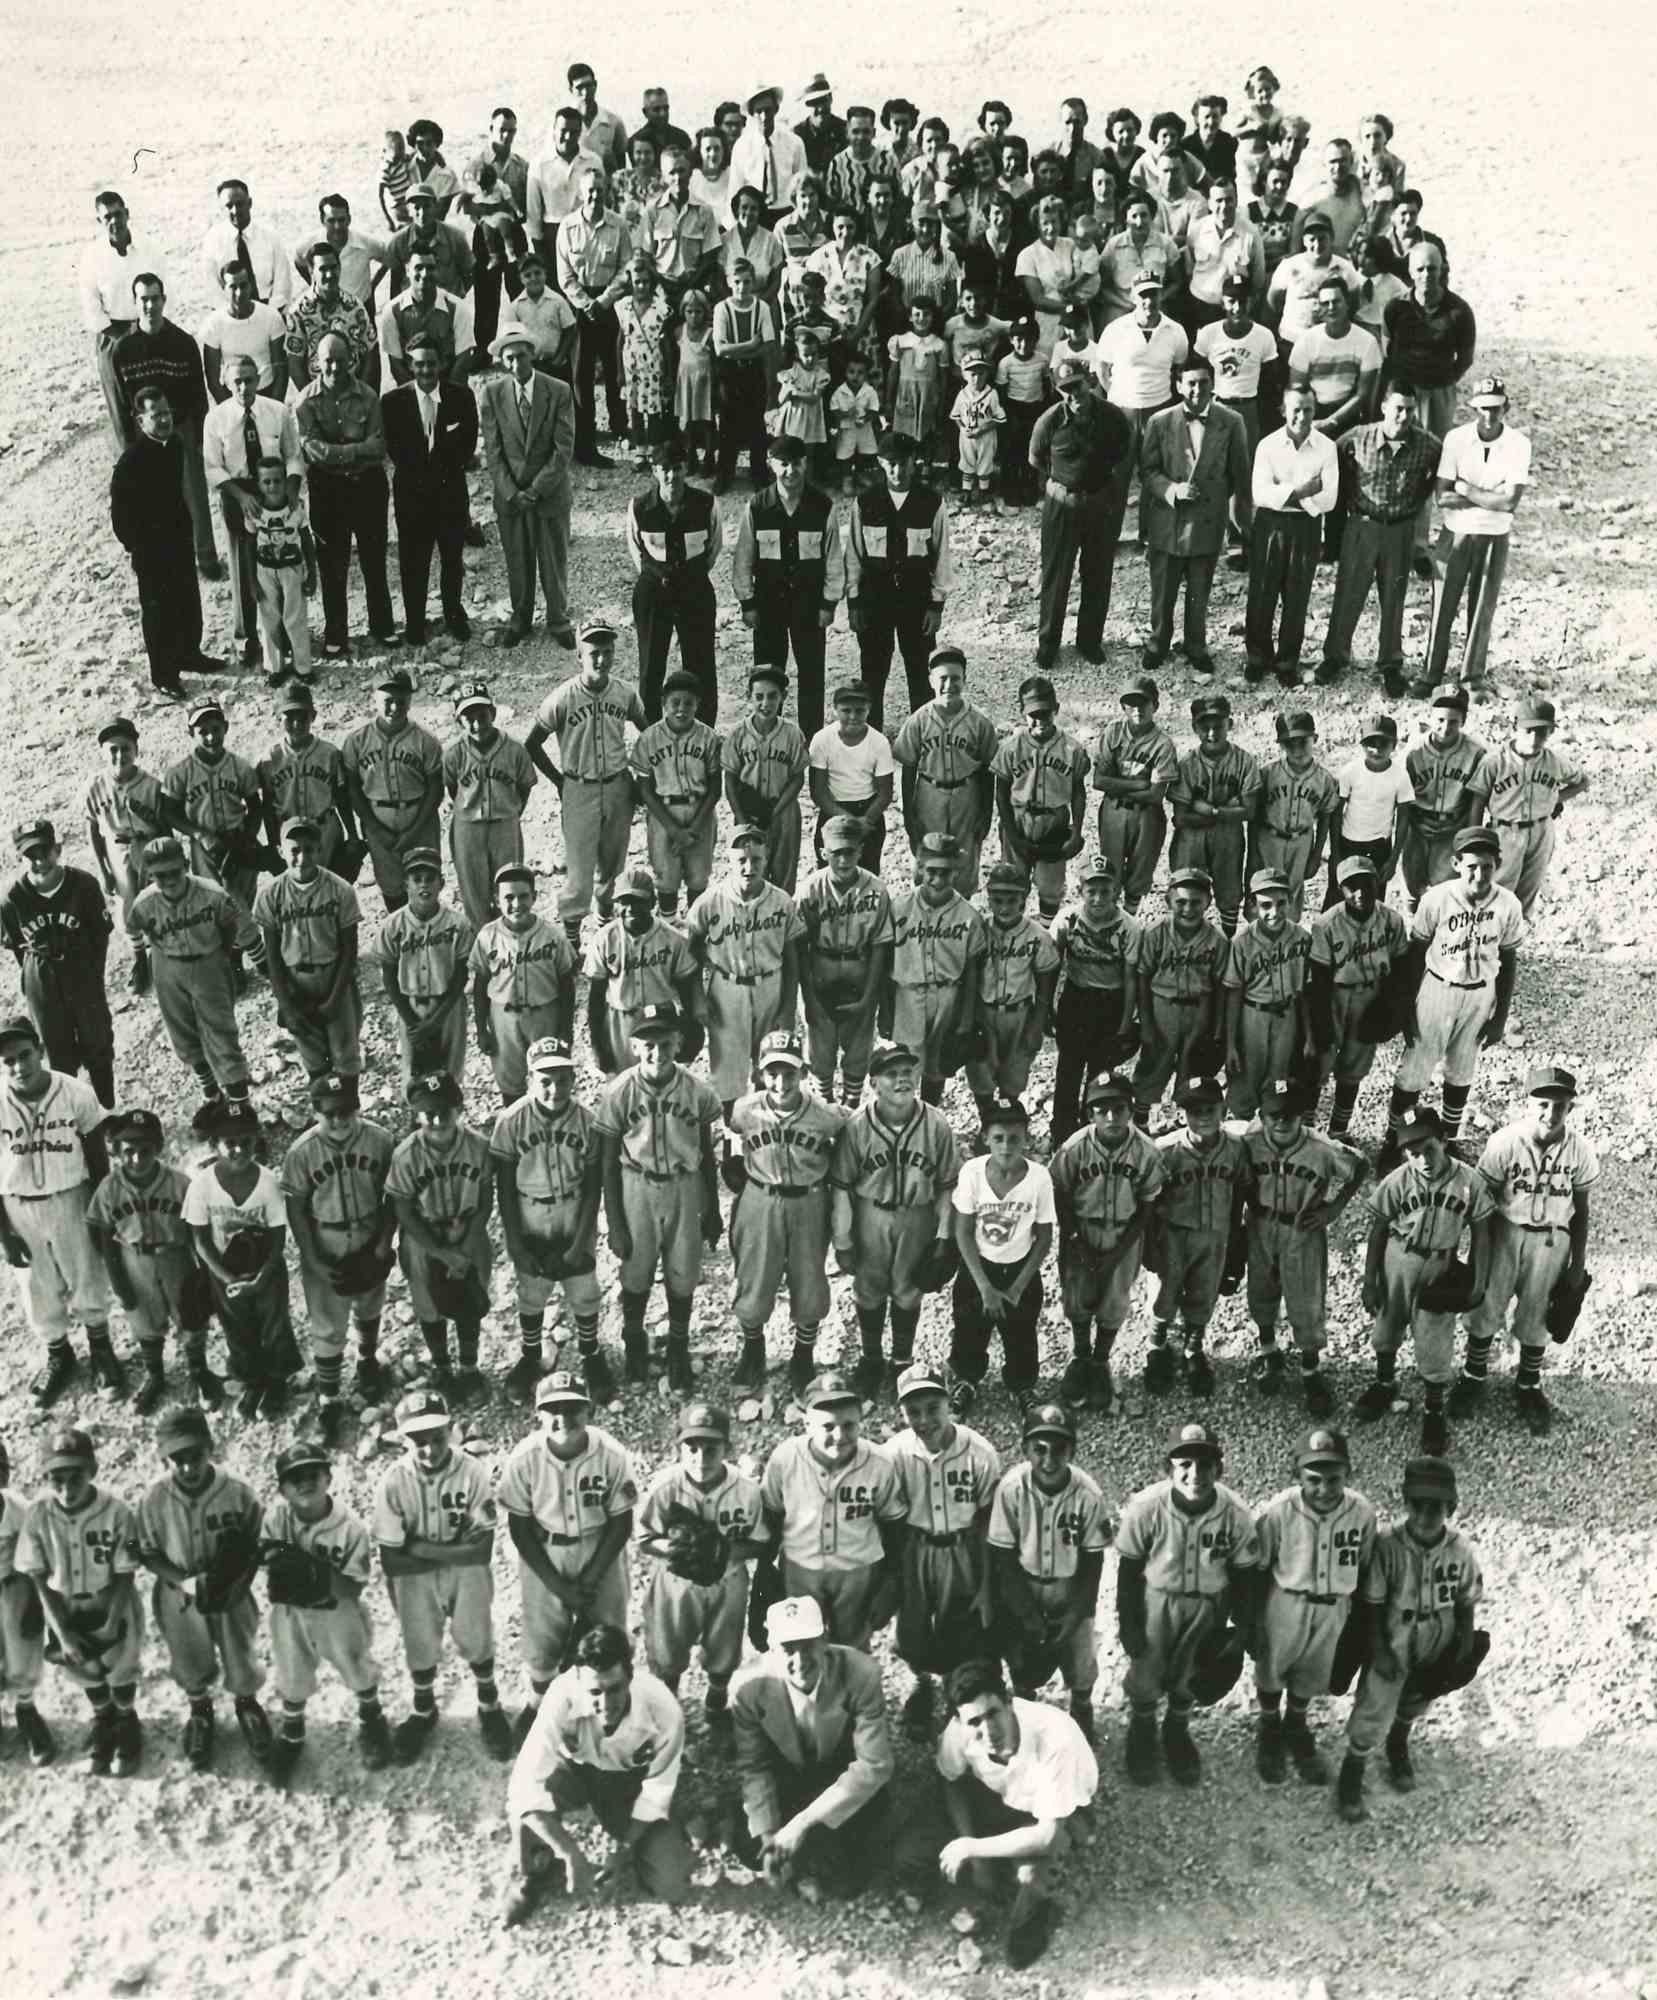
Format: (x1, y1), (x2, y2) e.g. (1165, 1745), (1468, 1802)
(1266, 215), (1358, 348)
(1184, 179), (1265, 328)
(527, 108), (606, 275)
(81, 190), (171, 451)
(294, 196), (390, 311)
(733, 87), (806, 221)
(565, 62), (627, 173)
(199, 263), (288, 399)
(1246, 385), (1339, 687)
(203, 355), (304, 663)
(1095, 274), (1188, 554)
(199, 178), (296, 313)
(1426, 376), (1530, 691)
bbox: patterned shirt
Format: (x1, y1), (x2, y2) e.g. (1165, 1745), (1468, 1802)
(1339, 421), (1442, 522)
(285, 288), (376, 376)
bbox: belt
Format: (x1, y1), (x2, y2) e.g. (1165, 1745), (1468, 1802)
(918, 1529), (968, 1548)
(1044, 478), (1102, 504)
(1244, 998), (1293, 1014)
(920, 774), (974, 790)
(1492, 815), (1546, 830)
(567, 772), (627, 784)
(1252, 1206), (1307, 1223)
(984, 997), (1027, 1009)
(867, 1197), (926, 1212)
(1291, 1591), (1339, 1606)
(754, 1183), (818, 1198)
(623, 1164), (689, 1183)
(815, 947), (865, 960)
(542, 1532), (583, 1547)
(1159, 1588), (1214, 1600)
(1262, 827), (1308, 841)
(1427, 970), (1487, 990)
(1157, 991), (1204, 1005)
(521, 1191), (571, 1205)
(7, 1189), (65, 1202)
(498, 1001), (553, 1013)
(160, 950), (212, 962)
(1513, 1221), (1558, 1234)
(132, 1240), (182, 1255)
(1352, 507), (1418, 526)
(720, 972), (763, 986)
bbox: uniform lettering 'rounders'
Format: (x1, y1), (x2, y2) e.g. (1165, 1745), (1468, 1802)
(15, 40), (1587, 1973)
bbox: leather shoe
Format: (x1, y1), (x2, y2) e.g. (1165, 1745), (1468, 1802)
(239, 638), (261, 668)
(547, 624), (576, 650)
(576, 452), (615, 471)
(464, 522), (488, 548)
(197, 555), (226, 581)
(150, 675), (187, 701)
(1076, 642), (1105, 665)
(403, 624), (429, 647)
(445, 610), (471, 640)
(189, 654), (228, 675)
(497, 621), (529, 648)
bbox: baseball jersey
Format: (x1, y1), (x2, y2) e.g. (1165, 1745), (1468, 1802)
(0, 1489), (23, 1583)
(1412, 881), (1525, 985)
(992, 727), (1090, 828)
(1051, 1125), (1166, 1232)
(372, 1448), (496, 1549)
(832, 1101), (960, 1207)
(685, 881), (804, 986)
(891, 701), (1000, 789)
(263, 1494), (373, 1589)
(729, 1090), (843, 1187)
(1404, 732), (1487, 834)
(761, 1437), (906, 1571)
(937, 1694), (1097, 1816)
(1091, 718), (1179, 797)
(0, 867), (112, 966)
(259, 736), (347, 828)
(1336, 756), (1414, 845)
(1245, 1127), (1363, 1221)
(161, 746), (260, 835)
(129, 876), (240, 961)
(721, 715), (809, 806)
(639, 1463), (766, 1573)
(1170, 743), (1263, 823)
(1223, 917), (1312, 1007)
(582, 915), (695, 1014)
(1154, 1128), (1250, 1233)
(890, 888), (987, 995)
(496, 1427), (638, 1549)
(1358, 1522), (1482, 1619)
(535, 674), (645, 781)
(0, 1071), (103, 1197)
(252, 867), (359, 967)
(1136, 916), (1229, 1001)
(1051, 905), (1140, 993)
(595, 1065), (722, 1176)
(489, 1097), (598, 1205)
(1475, 1120), (1600, 1229)
(137, 1468), (262, 1574)
(341, 718), (443, 815)
(385, 1125), (493, 1236)
(1467, 744), (1585, 828)
(987, 1464), (1111, 1581)
(795, 868), (894, 983)
(182, 1161), (285, 1249)
(1308, 901), (1409, 989)
(443, 731), (538, 822)
(1255, 1486), (1377, 1596)
(1368, 1155), (1494, 1253)
(883, 1423), (1001, 1538)
(280, 1118), (395, 1231)
(16, 1487), (141, 1606)
(88, 1160), (193, 1249)
(469, 917), (575, 1008)
(978, 914), (1060, 1009)
(630, 718), (722, 807)
(370, 902), (476, 1006)
(85, 767), (168, 851)
(1113, 1478), (1259, 1595)
(509, 1667), (683, 1824)
(1255, 756), (1339, 839)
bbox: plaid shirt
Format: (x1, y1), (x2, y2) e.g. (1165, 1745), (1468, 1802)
(1339, 421), (1441, 522)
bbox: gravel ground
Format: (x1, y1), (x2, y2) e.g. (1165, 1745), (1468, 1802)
(4, 7), (1657, 1998)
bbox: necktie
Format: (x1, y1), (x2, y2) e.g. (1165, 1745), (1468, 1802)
(242, 408), (262, 479)
(422, 393), (436, 447)
(518, 385), (532, 426)
(234, 227), (256, 295)
(762, 144), (774, 204)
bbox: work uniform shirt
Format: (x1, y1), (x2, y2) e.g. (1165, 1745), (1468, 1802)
(761, 1437), (906, 1572)
(831, 1101), (960, 1208)
(882, 1425), (1001, 1539)
(729, 1092), (843, 1188)
(489, 1097), (598, 1206)
(987, 1464), (1111, 1581)
(1411, 881), (1525, 985)
(1255, 1486), (1376, 1595)
(595, 1065), (722, 1177)
(1475, 1120), (1599, 1230)
(468, 918), (575, 1011)
(1113, 1478), (1259, 1596)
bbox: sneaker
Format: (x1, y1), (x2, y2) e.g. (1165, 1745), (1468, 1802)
(665, 1340), (694, 1395)
(392, 1710), (439, 1765)
(1516, 1384), (1553, 1437)
(1447, 1373), (1486, 1421)
(478, 1706), (514, 1762)
(258, 1376), (290, 1419)
(85, 1710), (118, 1777)
(901, 1679), (935, 1741)
(234, 1696), (274, 1765)
(1087, 1361), (1114, 1414)
(1185, 1351), (1215, 1398)
(1256, 1711), (1287, 1784)
(133, 1370), (167, 1416)
(1420, 1408), (1450, 1456)
(183, 1709), (215, 1774)
(1005, 1896), (1056, 1969)
(947, 1376), (977, 1419)
(582, 1348), (618, 1406)
(1058, 1353), (1092, 1405)
(359, 1709), (394, 1770)
(1161, 1710), (1201, 1787)
(732, 1338), (767, 1392)
(111, 1710), (143, 1779)
(90, 1346), (129, 1398)
(1123, 1710), (1160, 1786)
(34, 1349), (79, 1409)
(1353, 1379), (1398, 1422)
(1067, 1692), (1094, 1742)
(16, 1706), (56, 1767)
(1285, 1721), (1330, 1786)
(1143, 1344), (1176, 1394)
(1303, 1371), (1335, 1419)
(1250, 1348), (1285, 1398)
(788, 1345), (816, 1399)
(129, 952), (152, 996)
(503, 1354), (544, 1401)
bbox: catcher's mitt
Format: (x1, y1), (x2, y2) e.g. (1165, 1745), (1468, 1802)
(428, 1261), (491, 1326)
(261, 1540), (338, 1610)
(1546, 1266), (1592, 1344)
(1189, 1621), (1245, 1706)
(1417, 1255), (1478, 1317)
(221, 1229), (270, 1281)
(918, 1235), (960, 1295)
(331, 1243), (396, 1298)
(334, 835), (371, 886)
(663, 1501), (730, 1587)
(1404, 1628), (1490, 1704)
(194, 1524), (263, 1615)
(747, 1555), (786, 1652)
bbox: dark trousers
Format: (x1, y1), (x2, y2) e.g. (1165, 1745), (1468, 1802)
(308, 468), (395, 645)
(854, 588), (932, 731)
(1051, 983), (1131, 1144)
(949, 1262), (1044, 1390)
(1321, 513), (1413, 674)
(393, 477), (468, 634)
(813, 799), (885, 871)
(132, 546), (203, 680)
(471, 236), (522, 357)
(633, 572), (718, 721)
(1428, 531), (1509, 683)
(732, 1763), (893, 1894)
(754, 594), (828, 738)
(1001, 399), (1042, 503)
(1144, 547), (1219, 663)
(1245, 509), (1320, 672)
(1037, 487), (1116, 662)
(575, 308), (626, 450)
(219, 489), (257, 643)
(716, 358), (770, 481)
(1323, 831), (1396, 910)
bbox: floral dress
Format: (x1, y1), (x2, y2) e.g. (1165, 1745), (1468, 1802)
(615, 291), (673, 422)
(807, 242), (883, 367)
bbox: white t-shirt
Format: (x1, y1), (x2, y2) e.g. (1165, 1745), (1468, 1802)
(182, 1162), (286, 1251)
(197, 301), (287, 390)
(953, 1155), (1056, 1265)
(809, 725), (894, 804)
(936, 1696), (1099, 1818)
(1095, 314), (1188, 410)
(1195, 319), (1279, 402)
(1338, 756), (1415, 844)
(1438, 422), (1532, 539)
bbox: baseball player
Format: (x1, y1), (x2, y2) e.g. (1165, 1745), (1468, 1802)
(888, 832), (988, 1105)
(992, 676), (1090, 920)
(281, 1072), (396, 1433)
(1307, 854), (1411, 1140)
(496, 1370), (637, 1722)
(1, 816), (116, 1107)
(374, 1388), (512, 1765)
(637, 1401), (768, 1724)
(1052, 1073), (1166, 1413)
(85, 716), (168, 994)
(89, 1107), (220, 1414)
(1049, 857), (1141, 1146)
(796, 816), (894, 1108)
(1357, 1106), (1494, 1455)
(1090, 674), (1179, 916)
(255, 815), (362, 1082)
(968, 863), (1060, 1128)
(0, 1436), (52, 1766)
(135, 1405), (270, 1774)
(1146, 1076), (1249, 1398)
(15, 1427), (145, 1777)
(891, 647), (998, 898)
(830, 1039), (961, 1401)
(986, 1402), (1109, 1740)
(444, 679), (539, 929)
(1452, 1064), (1598, 1439)
(1335, 1454), (1483, 1824)
(1222, 866), (1313, 1119)
(1248, 710), (1339, 920)
(128, 835), (251, 1124)
(263, 1438), (391, 1781)
(584, 868), (700, 1075)
(1243, 1079), (1367, 1417)
(525, 622), (645, 948)
(596, 1004), (723, 1389)
(1400, 684), (1485, 910)
(341, 668), (445, 913)
(160, 700), (268, 974)
(950, 1101), (1056, 1414)
(685, 824), (804, 1118)
(728, 1028), (843, 1393)
(0, 1013), (118, 1407)
(1115, 1420), (1260, 1786)
(1168, 695), (1262, 938)
(1131, 867), (1229, 1125)
(631, 671), (722, 919)
(885, 1362), (1001, 1739)
(1466, 694), (1589, 920)
(386, 1070), (496, 1395)
(760, 1369), (907, 1651)
(491, 1037), (607, 1402)
(1253, 1427), (1377, 1788)
(722, 665), (811, 895)
(1385, 825), (1524, 1157)
(258, 687), (357, 877)
(470, 862), (577, 1102)
(369, 847), (475, 1086)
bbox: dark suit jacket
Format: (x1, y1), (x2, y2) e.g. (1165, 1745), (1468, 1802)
(381, 379), (479, 497)
(1138, 400), (1252, 555)
(730, 1644), (893, 1838)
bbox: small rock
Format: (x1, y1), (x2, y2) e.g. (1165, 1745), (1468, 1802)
(955, 1939), (983, 1972)
(112, 1962), (152, 1995)
(737, 1397), (762, 1422)
(951, 1909), (978, 1935)
(655, 1937), (698, 1967)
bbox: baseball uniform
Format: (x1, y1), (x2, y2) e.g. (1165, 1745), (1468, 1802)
(968, 913), (1060, 1103)
(0, 864), (115, 1094)
(0, 1070), (110, 1341)
(728, 1087), (843, 1337)
(264, 1494), (380, 1699)
(762, 1436), (907, 1651)
(832, 1099), (961, 1312)
(1051, 1124), (1166, 1329)
(129, 874), (248, 1093)
(885, 1423), (1001, 1676)
(582, 913), (697, 1070)
(535, 673), (645, 923)
(1254, 1484), (1377, 1699)
(489, 1094), (601, 1319)
(887, 887), (987, 1082)
(1169, 742), (1263, 932)
(639, 1461), (765, 1681)
(1395, 879), (1525, 1095)
(341, 715), (444, 908)
(1346, 1521), (1482, 1753)
(1401, 730), (1486, 905)
(992, 726), (1091, 910)
(1149, 1127), (1249, 1336)
(444, 730), (538, 929)
(1132, 916), (1229, 1113)
(684, 881), (804, 1105)
(160, 744), (264, 948)
(595, 1064), (722, 1296)
(280, 1117), (395, 1356)
(1091, 718), (1179, 910)
(1115, 1477), (1259, 1706)
(892, 700), (1000, 895)
(137, 1469), (264, 1697)
(16, 1485), (144, 1687)
(722, 713), (809, 893)
(384, 1123), (494, 1323)
(1223, 915), (1312, 1117)
(1308, 899), (1410, 1085)
(987, 1463), (1111, 1692)
(373, 1447), (499, 1670)
(87, 1160), (207, 1350)
(631, 717), (722, 905)
(259, 736), (350, 872)
(1244, 1125), (1364, 1351)
(795, 865), (894, 1100)
(1367, 1155), (1494, 1382)
(1467, 741), (1585, 919)
(1251, 754), (1339, 915)
(368, 900), (476, 1085)
(0, 1487), (44, 1700)
(470, 916), (576, 1100)
(84, 765), (168, 922)
(1469, 1119), (1599, 1357)
(253, 866), (363, 1078)
(496, 1427), (636, 1676)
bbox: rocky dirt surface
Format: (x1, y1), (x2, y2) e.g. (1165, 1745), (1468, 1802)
(4, 8), (1657, 1999)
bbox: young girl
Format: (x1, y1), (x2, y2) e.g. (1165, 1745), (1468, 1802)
(951, 349), (1006, 510)
(776, 321), (831, 484)
(675, 288), (716, 474)
(1232, 65), (1287, 196)
(829, 350), (882, 494)
(995, 315), (1049, 507)
(886, 294), (949, 469)
(379, 129), (413, 230)
(615, 254), (674, 465)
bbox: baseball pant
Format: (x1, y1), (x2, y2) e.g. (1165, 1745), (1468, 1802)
(254, 564), (312, 679)
(1123, 1585), (1224, 1706)
(363, 806), (443, 912)
(3, 1188), (109, 1338)
(633, 575), (718, 723)
(271, 1597), (378, 1701)
(451, 818), (524, 932)
(512, 1199), (602, 1318)
(1150, 1223), (1227, 1331)
(489, 1000), (565, 1102)
(1409, 385), (1459, 549)
(394, 1002), (467, 1088)
(641, 1564), (748, 1681)
(1321, 986), (1382, 1088)
(299, 1231), (388, 1357)
(965, 1004), (1044, 1103)
(1014, 1573), (1097, 1693)
(118, 1241), (208, 1345)
(780, 1558), (885, 1652)
(911, 784), (987, 896)
(645, 811), (716, 906)
(1229, 999), (1300, 1117)
(44, 1592), (143, 1690)
(619, 1171), (704, 1296)
(731, 1183), (831, 1331)
(1321, 513), (1413, 676)
(558, 774), (634, 923)
(519, 1556), (629, 1679)
(0, 1574), (44, 1698)
(21, 962), (114, 1086)
(855, 589), (933, 731)
(896, 1535), (989, 1677)
(1169, 821), (1247, 929)
(949, 1263), (1044, 1391)
(398, 1225), (492, 1325)
(527, 1763), (692, 1902)
(804, 988), (877, 1099)
(1470, 1216), (1569, 1353)
(152, 1579), (263, 1697)
(281, 973), (362, 1080)
(849, 1200), (935, 1313)
(185, 840), (258, 957)
(1245, 508), (1319, 673)
(1255, 1588), (1350, 1700)
(1394, 971), (1493, 1093)
(958, 431), (998, 482)
(1096, 801), (1166, 910)
(393, 478), (467, 634)
(1144, 548), (1218, 663)
(1132, 995), (1211, 1112)
(758, 803), (803, 896)
(1052, 983), (1130, 1140)
(496, 493), (571, 634)
(212, 1261), (302, 1387)
(1250, 827), (1319, 916)
(308, 468), (395, 646)
(389, 1564), (496, 1672)
(1428, 531), (1509, 684)
(1370, 1238), (1459, 1384)
(1491, 818), (1554, 920)
(1037, 487), (1117, 662)
(753, 596), (829, 740)
(1247, 1215), (1329, 1350)
(1400, 821), (1458, 907)
(1059, 1232), (1142, 1327)
(1346, 1622), (1459, 1752)
(1003, 816), (1068, 913)
(131, 543), (203, 681)
(706, 972), (788, 1104)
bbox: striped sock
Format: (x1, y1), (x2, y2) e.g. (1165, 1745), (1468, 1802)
(473, 1661), (500, 1711)
(1516, 1344), (1545, 1390)
(315, 1353), (344, 1399)
(192, 1065), (221, 1099)
(574, 1314), (600, 1355)
(1462, 1332), (1495, 1382)
(1441, 1083), (1470, 1138)
(356, 1690), (384, 1722)
(1329, 1078), (1360, 1134)
(355, 1318), (380, 1362)
(412, 1668), (438, 1716)
(1387, 1086), (1419, 1136)
(281, 1701), (306, 1742)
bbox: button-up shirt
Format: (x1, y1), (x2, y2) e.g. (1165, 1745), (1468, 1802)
(732, 125), (806, 210)
(79, 233), (170, 333)
(1185, 216), (1266, 305)
(1095, 313), (1188, 410)
(507, 1668), (684, 1824)
(293, 376), (387, 475)
(1028, 388), (1134, 491)
(378, 288), (475, 370)
(203, 393), (303, 492)
(555, 212), (630, 311)
(293, 228), (389, 308)
(461, 146), (530, 223)
(1252, 424), (1340, 515)
(497, 287), (577, 363)
(823, 147), (884, 215)
(199, 218), (296, 310)
(284, 288), (376, 378)
(570, 104), (627, 173)
(526, 148), (607, 234)
(1093, 230), (1178, 323)
(643, 192), (720, 281)
(1382, 289), (1478, 391)
(1339, 421), (1442, 521)
(385, 221), (475, 300)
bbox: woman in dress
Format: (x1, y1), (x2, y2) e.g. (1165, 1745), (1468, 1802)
(612, 131), (665, 254)
(1014, 195), (1098, 361)
(808, 207), (884, 370)
(721, 184), (785, 305)
(691, 126), (734, 228)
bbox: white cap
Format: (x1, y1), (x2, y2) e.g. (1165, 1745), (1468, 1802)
(766, 1595), (826, 1645)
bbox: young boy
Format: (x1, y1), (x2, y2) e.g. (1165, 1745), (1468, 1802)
(161, 699), (267, 973)
(1400, 684), (1486, 912)
(373, 1388), (512, 1765)
(259, 688), (357, 877)
(1131, 868), (1229, 1125)
(995, 315), (1048, 507)
(1250, 709), (1339, 919)
(263, 1438), (391, 1781)
(992, 676), (1090, 920)
(0, 1435), (52, 1765)
(951, 349), (1005, 510)
(946, 281), (1008, 391)
(888, 832), (987, 1105)
(1, 817), (116, 1107)
(342, 670), (445, 916)
(685, 825), (804, 1121)
(807, 679), (894, 872)
(369, 848), (475, 1088)
(891, 645), (999, 898)
(1049, 858), (1141, 1145)
(1091, 673), (1179, 916)
(950, 1101), (1056, 1413)
(249, 455), (317, 689)
(1336, 1454), (1483, 1823)
(1195, 273), (1280, 477)
(254, 815), (363, 1084)
(796, 816), (894, 1109)
(1325, 713), (1414, 905)
(1114, 1421), (1260, 1785)
(85, 716), (168, 993)
(1222, 866), (1313, 1118)
(631, 670), (722, 917)
(444, 681), (539, 931)
(967, 864), (1059, 1127)
(583, 868), (699, 1075)
(712, 257), (778, 491)
(986, 1402), (1109, 1739)
(1253, 1426), (1377, 1787)
(136, 1405), (270, 1774)
(1147, 1075), (1250, 1395)
(16, 1427), (145, 1776)
(830, 350), (882, 494)
(1465, 695), (1589, 921)
(722, 665), (810, 894)
(469, 862), (577, 1103)
(386, 1070), (495, 1394)
(1169, 695), (1262, 937)
(1307, 854), (1411, 1139)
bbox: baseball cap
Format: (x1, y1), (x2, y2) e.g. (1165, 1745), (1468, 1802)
(728, 823), (767, 851)
(1430, 682), (1469, 712)
(917, 831), (962, 863)
(832, 680), (872, 707)
(675, 1400), (731, 1442)
(1526, 1064), (1577, 1099)
(143, 836), (187, 870)
(1397, 1105), (1441, 1146)
(1298, 1426), (1350, 1469)
(376, 668), (415, 696)
(1191, 694), (1230, 721)
(156, 1406), (213, 1454)
(868, 1039), (918, 1075)
(493, 861), (535, 888)
(12, 818), (56, 854)
(1080, 855), (1119, 884)
(407, 1070), (463, 1111)
(578, 620), (618, 647)
(527, 1036), (575, 1072)
(803, 1369), (862, 1410)
(895, 1363), (949, 1401)
(1018, 674), (1058, 711)
(111, 1107), (164, 1146)
(1360, 713), (1398, 743)
(1468, 374), (1508, 405)
(758, 1028), (805, 1069)
(615, 867), (659, 904)
(274, 1440), (330, 1480)
(1275, 708), (1317, 740)
(1401, 1454), (1457, 1503)
(631, 1002), (681, 1041)
(1053, 354), (1091, 388)
(187, 700), (226, 729)
(1249, 867), (1290, 895)
(1519, 696), (1557, 727)
(396, 1389), (452, 1435)
(1084, 1073), (1132, 1108)
(309, 1072), (359, 1109)
(962, 345), (995, 370)
(1453, 826), (1500, 858)
(766, 1595), (826, 1645)
(980, 1098), (1029, 1128)
(1167, 866), (1213, 893)
(1261, 1078), (1306, 1117)
(1220, 271), (1251, 297)
(1175, 1074), (1224, 1108)
(984, 861), (1030, 892)
(1130, 270), (1162, 293)
(535, 1370), (593, 1410)
(44, 1427), (96, 1472)
(1059, 301), (1090, 328)
(821, 816), (865, 853)
(403, 847), (442, 876)
(660, 670), (701, 700)
(98, 718), (138, 747)
(0, 1013), (39, 1052)
(1120, 673), (1159, 704)
(1299, 211), (1333, 236)
(1336, 854), (1379, 885)
(280, 688), (316, 714)
(204, 1097), (260, 1138)
(928, 645), (967, 674)
(455, 680), (495, 715)
(877, 431), (919, 462)
(1022, 1402), (1076, 1443)
(1165, 1419), (1222, 1462)
(280, 815), (321, 841)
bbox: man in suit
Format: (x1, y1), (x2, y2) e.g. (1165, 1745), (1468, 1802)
(729, 1595), (896, 1895)
(478, 328), (576, 648)
(382, 333), (480, 644)
(1138, 353), (1251, 678)
(111, 387), (225, 696)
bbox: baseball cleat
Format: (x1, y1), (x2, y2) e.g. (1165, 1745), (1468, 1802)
(1250, 1348), (1285, 1398)
(17, 1706), (56, 1767)
(1161, 1709), (1201, 1787)
(503, 1355), (545, 1401)
(582, 1349), (618, 1406)
(1385, 1724), (1417, 1791)
(189, 1361), (226, 1408)
(1256, 1711), (1287, 1784)
(1447, 1373), (1486, 1421)
(732, 1339), (767, 1392)
(1123, 1711), (1160, 1786)
(1515, 1385), (1553, 1437)
(234, 1697), (274, 1764)
(183, 1710), (215, 1774)
(1185, 1351), (1215, 1398)
(1058, 1355), (1092, 1406)
(1142, 1344), (1177, 1394)
(112, 1711), (143, 1779)
(1352, 1380), (1398, 1422)
(34, 1350), (80, 1409)
(1302, 1372), (1335, 1419)
(392, 1710), (439, 1764)
(132, 1371), (167, 1416)
(358, 1709), (394, 1770)
(478, 1706), (515, 1762)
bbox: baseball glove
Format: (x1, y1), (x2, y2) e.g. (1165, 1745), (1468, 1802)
(1404, 1627), (1490, 1704)
(261, 1540), (338, 1611)
(331, 1243), (396, 1298)
(1355, 971), (1414, 1046)
(221, 1229), (270, 1281)
(1020, 807), (1072, 860)
(1186, 1029), (1227, 1079)
(427, 1261), (491, 1326)
(721, 1148), (749, 1196)
(334, 836), (371, 886)
(1546, 1266), (1592, 1344)
(939, 1020), (990, 1077)
(194, 1524), (263, 1616)
(1417, 1256), (1478, 1316)
(678, 1017), (706, 1064)
(1188, 1621), (1246, 1706)
(998, 1607), (1065, 1693)
(1327, 1604), (1371, 1696)
(663, 1502), (730, 1588)
(747, 1555), (786, 1652)
(918, 1235), (960, 1295)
